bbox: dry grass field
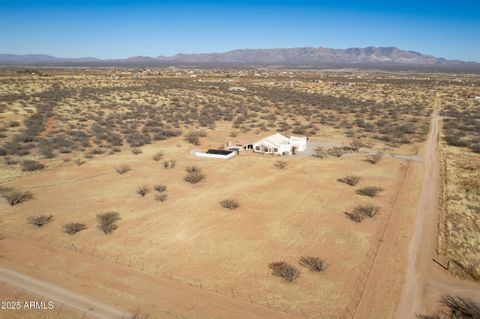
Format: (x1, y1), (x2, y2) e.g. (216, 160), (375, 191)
(0, 68), (476, 318)
(438, 90), (480, 282)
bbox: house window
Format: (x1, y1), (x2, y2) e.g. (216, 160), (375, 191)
(273, 148), (278, 152)
(255, 146), (260, 151)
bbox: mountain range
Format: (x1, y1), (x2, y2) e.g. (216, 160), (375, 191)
(1, 47), (479, 72)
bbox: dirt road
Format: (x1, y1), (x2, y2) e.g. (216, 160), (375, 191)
(396, 97), (480, 318)
(0, 266), (129, 319)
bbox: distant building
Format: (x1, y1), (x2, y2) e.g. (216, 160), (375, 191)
(228, 86), (246, 92)
(251, 133), (307, 155)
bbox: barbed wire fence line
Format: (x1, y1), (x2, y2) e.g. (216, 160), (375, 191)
(5, 161), (411, 319)
(8, 229), (317, 318)
(341, 160), (412, 319)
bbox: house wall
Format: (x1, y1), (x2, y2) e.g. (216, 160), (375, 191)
(289, 136), (307, 152)
(193, 151), (236, 159)
(252, 141), (290, 155)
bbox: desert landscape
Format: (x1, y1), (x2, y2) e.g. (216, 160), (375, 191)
(0, 67), (478, 319)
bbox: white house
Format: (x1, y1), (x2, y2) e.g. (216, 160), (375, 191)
(251, 133), (307, 155)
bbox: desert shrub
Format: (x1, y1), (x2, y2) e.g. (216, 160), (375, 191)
(312, 146), (328, 158)
(345, 211), (366, 223)
(97, 211), (121, 234)
(356, 186), (384, 197)
(184, 166), (205, 184)
(63, 223), (87, 235)
(155, 193), (168, 202)
(417, 294), (480, 319)
(328, 147), (345, 157)
(163, 160), (176, 169)
(131, 147), (142, 155)
(350, 139), (365, 152)
(185, 132), (201, 145)
(220, 199), (239, 210)
(275, 160), (288, 169)
(116, 165), (131, 174)
(366, 151), (383, 164)
(4, 157), (17, 165)
(122, 312), (150, 319)
(28, 215), (54, 227)
(440, 294), (480, 318)
(299, 256), (326, 272)
(338, 175), (361, 186)
(354, 205), (380, 217)
(152, 152), (164, 161)
(4, 191), (34, 206)
(269, 261), (300, 282)
(137, 186), (150, 197)
(154, 185), (167, 192)
(21, 159), (44, 171)
(75, 158), (86, 166)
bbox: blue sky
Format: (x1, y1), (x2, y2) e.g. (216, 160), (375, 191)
(1, 0), (479, 61)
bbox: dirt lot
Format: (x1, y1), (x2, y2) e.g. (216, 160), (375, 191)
(0, 130), (418, 318)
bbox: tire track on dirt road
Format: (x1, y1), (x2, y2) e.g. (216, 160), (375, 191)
(396, 97), (480, 319)
(0, 266), (129, 319)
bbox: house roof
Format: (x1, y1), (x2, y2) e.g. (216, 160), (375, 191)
(255, 133), (290, 147)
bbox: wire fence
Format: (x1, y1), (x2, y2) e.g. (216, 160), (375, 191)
(4, 161), (412, 319)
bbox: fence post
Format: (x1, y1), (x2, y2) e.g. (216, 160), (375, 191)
(281, 302), (288, 313)
(265, 296), (271, 309)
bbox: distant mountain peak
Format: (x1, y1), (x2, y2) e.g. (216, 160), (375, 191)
(0, 46), (478, 72)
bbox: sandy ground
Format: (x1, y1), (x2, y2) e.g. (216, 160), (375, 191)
(0, 279), (83, 319)
(0, 129), (419, 319)
(0, 266), (128, 319)
(396, 97), (480, 319)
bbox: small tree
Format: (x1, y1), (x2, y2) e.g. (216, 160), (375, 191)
(116, 165), (131, 174)
(269, 261), (300, 282)
(63, 223), (87, 234)
(350, 139), (364, 152)
(185, 132), (201, 146)
(152, 152), (164, 161)
(275, 160), (288, 169)
(220, 199), (239, 210)
(417, 294), (480, 319)
(299, 256), (326, 272)
(184, 166), (205, 184)
(366, 151), (383, 164)
(312, 146), (328, 158)
(337, 175), (361, 186)
(4, 191), (34, 206)
(155, 193), (168, 202)
(131, 147), (142, 155)
(137, 186), (150, 197)
(328, 147), (345, 158)
(28, 215), (54, 227)
(345, 211), (366, 223)
(354, 205), (380, 217)
(152, 152), (163, 162)
(356, 186), (384, 197)
(97, 212), (121, 234)
(22, 160), (45, 171)
(154, 185), (167, 193)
